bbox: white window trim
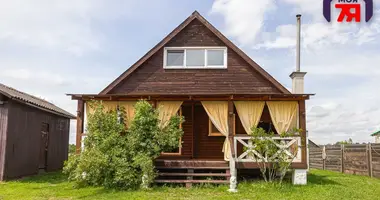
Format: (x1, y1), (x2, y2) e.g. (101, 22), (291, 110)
(163, 46), (227, 69)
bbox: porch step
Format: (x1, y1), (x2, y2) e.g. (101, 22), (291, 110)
(156, 166), (229, 170)
(155, 179), (229, 184)
(158, 173), (230, 177)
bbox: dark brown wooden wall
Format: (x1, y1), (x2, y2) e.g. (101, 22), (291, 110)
(0, 96), (8, 181)
(108, 19), (282, 95)
(2, 100), (70, 180)
(193, 105), (224, 159)
(181, 104), (193, 157)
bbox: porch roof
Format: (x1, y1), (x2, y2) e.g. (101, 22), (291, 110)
(67, 93), (314, 101)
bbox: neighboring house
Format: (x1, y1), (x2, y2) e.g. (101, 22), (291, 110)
(69, 11), (312, 190)
(371, 131), (380, 143)
(0, 83), (75, 181)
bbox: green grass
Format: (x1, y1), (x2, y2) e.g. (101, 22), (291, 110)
(0, 169), (379, 200)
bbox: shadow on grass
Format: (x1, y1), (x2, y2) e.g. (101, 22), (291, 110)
(307, 173), (341, 185)
(17, 171), (68, 184)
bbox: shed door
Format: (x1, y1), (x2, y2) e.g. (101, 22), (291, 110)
(39, 123), (49, 169)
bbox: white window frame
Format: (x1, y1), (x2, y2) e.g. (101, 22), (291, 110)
(163, 46), (227, 69)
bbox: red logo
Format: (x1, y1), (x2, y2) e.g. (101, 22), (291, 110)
(335, 3), (361, 22)
(323, 0), (373, 22)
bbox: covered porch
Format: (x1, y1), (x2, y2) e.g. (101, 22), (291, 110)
(70, 93), (311, 189)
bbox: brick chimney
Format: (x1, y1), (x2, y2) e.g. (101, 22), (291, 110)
(290, 14), (306, 94)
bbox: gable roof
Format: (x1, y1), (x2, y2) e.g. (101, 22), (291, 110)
(0, 83), (75, 119)
(100, 11), (290, 95)
(371, 130), (380, 136)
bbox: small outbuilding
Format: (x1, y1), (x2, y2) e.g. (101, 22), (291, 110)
(371, 131), (380, 143)
(0, 83), (75, 181)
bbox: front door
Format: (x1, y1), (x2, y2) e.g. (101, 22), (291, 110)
(39, 123), (49, 170)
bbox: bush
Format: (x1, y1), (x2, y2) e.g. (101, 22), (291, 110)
(63, 100), (184, 190)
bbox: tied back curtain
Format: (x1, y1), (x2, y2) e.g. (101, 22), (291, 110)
(201, 101), (230, 161)
(266, 101), (298, 135)
(234, 101), (265, 135)
(157, 101), (183, 128)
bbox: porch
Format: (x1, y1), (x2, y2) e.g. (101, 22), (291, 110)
(70, 94), (310, 189)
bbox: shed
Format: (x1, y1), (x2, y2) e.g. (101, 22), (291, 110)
(0, 83), (75, 181)
(371, 131), (380, 143)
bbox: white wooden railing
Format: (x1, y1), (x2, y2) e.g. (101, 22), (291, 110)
(233, 135), (302, 163)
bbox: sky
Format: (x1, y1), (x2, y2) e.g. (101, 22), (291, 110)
(0, 0), (379, 145)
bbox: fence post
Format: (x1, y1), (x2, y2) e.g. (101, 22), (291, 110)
(322, 146), (326, 170)
(368, 143), (373, 178)
(341, 144), (345, 173)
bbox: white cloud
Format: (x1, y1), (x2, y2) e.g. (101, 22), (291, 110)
(210, 0), (276, 46)
(0, 0), (146, 56)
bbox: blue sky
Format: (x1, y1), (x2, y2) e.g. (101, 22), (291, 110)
(1, 0), (379, 145)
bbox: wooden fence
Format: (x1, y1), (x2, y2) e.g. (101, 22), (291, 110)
(309, 143), (380, 178)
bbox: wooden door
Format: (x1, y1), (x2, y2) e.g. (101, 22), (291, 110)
(39, 123), (49, 169)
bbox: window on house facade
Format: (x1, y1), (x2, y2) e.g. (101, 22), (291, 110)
(164, 47), (227, 69)
(208, 114), (235, 136)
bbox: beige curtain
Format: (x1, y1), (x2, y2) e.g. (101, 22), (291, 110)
(85, 101), (118, 118)
(234, 101), (265, 135)
(118, 101), (136, 128)
(157, 101), (183, 128)
(201, 101), (230, 161)
(86, 101), (136, 128)
(266, 101), (298, 134)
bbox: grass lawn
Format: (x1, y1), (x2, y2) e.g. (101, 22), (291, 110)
(0, 169), (379, 200)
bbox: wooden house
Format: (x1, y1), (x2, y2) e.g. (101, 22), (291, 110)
(0, 83), (75, 181)
(69, 11), (312, 190)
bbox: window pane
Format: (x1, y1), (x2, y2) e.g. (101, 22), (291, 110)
(207, 50), (224, 66)
(186, 49), (205, 66)
(167, 50), (184, 66)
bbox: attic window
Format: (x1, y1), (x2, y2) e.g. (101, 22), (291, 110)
(164, 47), (227, 69)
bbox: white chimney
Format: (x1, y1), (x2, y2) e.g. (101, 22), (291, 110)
(290, 14), (306, 94)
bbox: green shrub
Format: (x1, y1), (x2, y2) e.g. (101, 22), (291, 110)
(64, 100), (184, 190)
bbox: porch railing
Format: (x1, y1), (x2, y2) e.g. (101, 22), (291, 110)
(233, 134), (302, 163)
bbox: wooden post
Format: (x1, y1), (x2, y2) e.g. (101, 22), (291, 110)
(322, 146), (326, 170)
(341, 144), (344, 173)
(368, 143), (373, 178)
(298, 100), (307, 168)
(76, 100), (84, 154)
(186, 169), (194, 188)
(227, 100), (237, 192)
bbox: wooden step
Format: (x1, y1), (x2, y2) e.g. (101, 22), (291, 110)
(156, 166), (229, 170)
(155, 179), (229, 184)
(158, 173), (230, 177)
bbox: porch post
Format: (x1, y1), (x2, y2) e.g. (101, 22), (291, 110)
(228, 100), (237, 192)
(292, 99), (307, 185)
(76, 99), (84, 154)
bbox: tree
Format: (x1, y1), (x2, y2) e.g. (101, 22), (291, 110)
(64, 100), (184, 190)
(248, 127), (302, 183)
(335, 138), (353, 145)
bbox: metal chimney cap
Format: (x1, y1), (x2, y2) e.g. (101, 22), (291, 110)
(296, 14), (302, 18)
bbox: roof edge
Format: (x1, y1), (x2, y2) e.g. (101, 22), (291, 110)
(99, 11), (291, 95)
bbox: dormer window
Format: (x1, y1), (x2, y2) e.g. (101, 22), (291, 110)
(164, 47), (227, 69)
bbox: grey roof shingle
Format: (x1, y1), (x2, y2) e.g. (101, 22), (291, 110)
(0, 83), (75, 119)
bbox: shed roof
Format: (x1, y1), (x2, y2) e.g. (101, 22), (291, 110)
(371, 130), (380, 136)
(0, 83), (75, 119)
